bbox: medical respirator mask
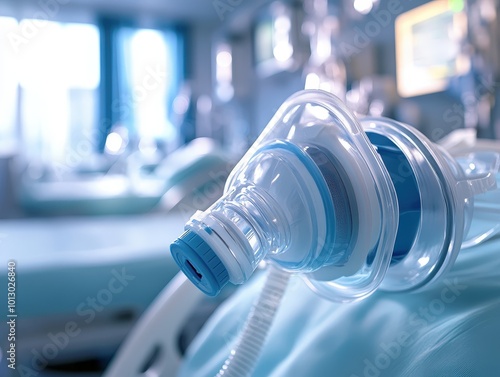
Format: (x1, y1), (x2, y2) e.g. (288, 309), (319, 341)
(170, 89), (500, 303)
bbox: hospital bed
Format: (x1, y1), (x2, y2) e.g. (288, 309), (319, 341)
(105, 211), (500, 377)
(0, 139), (233, 376)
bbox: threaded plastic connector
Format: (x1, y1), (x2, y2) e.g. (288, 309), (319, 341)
(170, 230), (229, 296)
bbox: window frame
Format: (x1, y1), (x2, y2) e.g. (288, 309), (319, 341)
(0, 14), (186, 156)
(97, 17), (186, 152)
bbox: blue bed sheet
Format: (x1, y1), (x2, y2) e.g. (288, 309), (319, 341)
(179, 218), (500, 376)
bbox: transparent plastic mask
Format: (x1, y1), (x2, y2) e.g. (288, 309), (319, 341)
(170, 90), (499, 302)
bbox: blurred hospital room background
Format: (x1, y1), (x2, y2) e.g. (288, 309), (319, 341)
(0, 0), (499, 376)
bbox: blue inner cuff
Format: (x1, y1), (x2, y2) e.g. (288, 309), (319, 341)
(366, 132), (421, 264)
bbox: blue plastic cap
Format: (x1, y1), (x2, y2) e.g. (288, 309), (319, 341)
(170, 230), (229, 296)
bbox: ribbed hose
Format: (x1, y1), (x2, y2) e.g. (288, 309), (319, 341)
(215, 266), (290, 377)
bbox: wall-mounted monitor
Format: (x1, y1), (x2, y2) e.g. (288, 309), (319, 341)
(395, 0), (469, 97)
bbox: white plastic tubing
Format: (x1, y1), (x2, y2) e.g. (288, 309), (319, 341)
(216, 266), (290, 377)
